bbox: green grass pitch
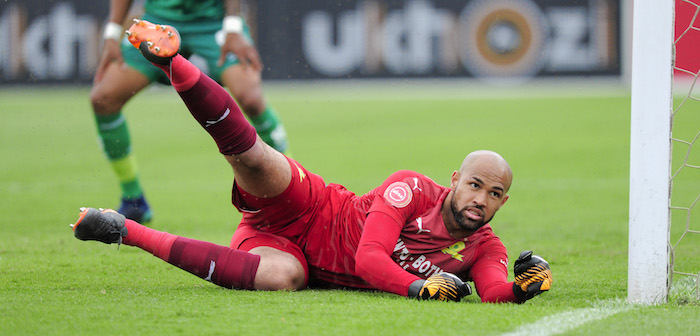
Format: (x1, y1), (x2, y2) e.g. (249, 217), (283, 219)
(0, 84), (698, 335)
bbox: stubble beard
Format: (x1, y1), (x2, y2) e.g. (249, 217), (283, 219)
(451, 196), (492, 232)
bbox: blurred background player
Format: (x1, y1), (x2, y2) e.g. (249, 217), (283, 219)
(72, 20), (552, 303)
(89, 0), (290, 223)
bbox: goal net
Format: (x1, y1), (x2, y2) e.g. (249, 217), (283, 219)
(669, 0), (700, 304)
(628, 0), (700, 304)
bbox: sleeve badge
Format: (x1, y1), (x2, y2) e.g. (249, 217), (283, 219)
(384, 181), (413, 208)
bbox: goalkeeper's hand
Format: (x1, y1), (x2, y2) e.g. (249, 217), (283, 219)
(512, 250), (553, 301)
(408, 272), (472, 302)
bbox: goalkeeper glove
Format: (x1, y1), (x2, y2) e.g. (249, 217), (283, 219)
(512, 250), (552, 301)
(408, 272), (472, 302)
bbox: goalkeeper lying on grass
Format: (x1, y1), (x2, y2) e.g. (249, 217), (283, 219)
(70, 19), (552, 303)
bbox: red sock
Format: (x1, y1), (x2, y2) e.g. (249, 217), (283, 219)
(123, 219), (260, 289)
(152, 55), (200, 91)
(153, 55), (256, 155)
(168, 237), (260, 289)
(122, 219), (177, 258)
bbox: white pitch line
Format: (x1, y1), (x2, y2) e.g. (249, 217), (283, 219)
(500, 299), (634, 336)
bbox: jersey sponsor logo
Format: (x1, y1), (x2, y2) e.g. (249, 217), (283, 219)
(394, 238), (444, 277)
(205, 107), (230, 128)
(384, 181), (412, 208)
(441, 241), (466, 262)
(500, 258), (508, 267)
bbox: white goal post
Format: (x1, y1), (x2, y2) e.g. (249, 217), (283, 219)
(628, 0), (674, 304)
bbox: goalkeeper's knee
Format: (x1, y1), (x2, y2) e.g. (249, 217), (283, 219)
(408, 272), (472, 302)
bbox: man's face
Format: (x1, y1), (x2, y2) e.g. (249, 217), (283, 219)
(449, 166), (509, 232)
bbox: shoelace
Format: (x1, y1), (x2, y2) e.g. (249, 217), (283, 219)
(108, 228), (123, 250)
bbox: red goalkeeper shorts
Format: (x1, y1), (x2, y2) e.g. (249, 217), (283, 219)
(228, 156), (370, 288)
(228, 156), (328, 287)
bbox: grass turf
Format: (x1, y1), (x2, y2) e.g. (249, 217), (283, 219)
(0, 85), (698, 335)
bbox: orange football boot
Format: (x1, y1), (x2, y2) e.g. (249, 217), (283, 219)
(125, 18), (181, 64)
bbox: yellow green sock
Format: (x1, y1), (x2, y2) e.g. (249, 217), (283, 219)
(111, 156), (142, 199)
(95, 113), (143, 199)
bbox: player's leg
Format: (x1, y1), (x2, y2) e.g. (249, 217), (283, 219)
(221, 65), (290, 155)
(126, 20), (291, 198)
(196, 21), (290, 155)
(89, 60), (154, 223)
(250, 247), (306, 290)
(71, 207), (305, 290)
(231, 223), (308, 290)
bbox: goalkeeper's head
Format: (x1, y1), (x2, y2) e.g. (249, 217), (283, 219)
(445, 150), (512, 236)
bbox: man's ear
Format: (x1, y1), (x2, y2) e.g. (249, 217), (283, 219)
(450, 170), (460, 189)
(500, 194), (509, 207)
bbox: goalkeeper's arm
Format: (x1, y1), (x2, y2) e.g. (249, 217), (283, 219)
(407, 272), (472, 302)
(512, 250), (553, 302)
(355, 211), (471, 301)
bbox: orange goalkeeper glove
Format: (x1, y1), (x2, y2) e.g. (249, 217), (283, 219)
(408, 272), (472, 302)
(513, 250), (552, 301)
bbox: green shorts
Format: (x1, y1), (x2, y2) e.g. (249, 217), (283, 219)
(121, 13), (253, 84)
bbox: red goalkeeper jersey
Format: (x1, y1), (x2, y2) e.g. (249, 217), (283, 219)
(301, 170), (513, 301)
